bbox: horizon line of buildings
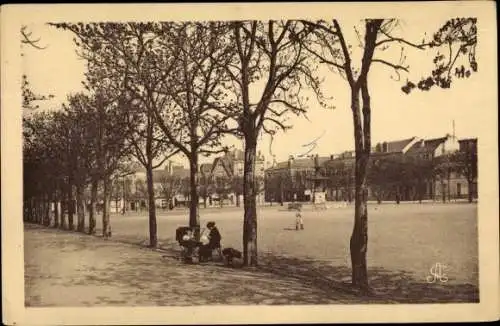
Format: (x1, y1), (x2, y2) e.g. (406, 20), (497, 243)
(265, 134), (477, 203)
(110, 133), (476, 212)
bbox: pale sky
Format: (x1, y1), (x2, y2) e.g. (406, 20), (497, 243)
(22, 18), (485, 168)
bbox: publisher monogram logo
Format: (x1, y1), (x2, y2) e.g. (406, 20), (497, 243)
(426, 263), (448, 283)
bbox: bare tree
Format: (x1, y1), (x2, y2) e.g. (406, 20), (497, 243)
(52, 22), (178, 243)
(80, 85), (133, 237)
(218, 20), (328, 265)
(300, 18), (477, 291)
(150, 22), (235, 233)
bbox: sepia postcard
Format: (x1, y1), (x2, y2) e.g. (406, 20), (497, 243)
(1, 2), (499, 325)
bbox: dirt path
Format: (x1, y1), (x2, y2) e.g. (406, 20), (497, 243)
(24, 224), (478, 306)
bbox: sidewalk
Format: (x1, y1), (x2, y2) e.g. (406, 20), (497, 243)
(24, 224), (478, 306)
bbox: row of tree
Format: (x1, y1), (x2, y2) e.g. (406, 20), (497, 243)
(23, 18), (477, 291)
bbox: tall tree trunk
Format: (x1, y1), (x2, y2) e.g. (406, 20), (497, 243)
(30, 198), (35, 222)
(349, 84), (371, 291)
(23, 200), (29, 222)
(35, 198), (39, 223)
(88, 179), (98, 235)
(115, 198), (119, 213)
(188, 154), (199, 234)
(441, 179), (446, 203)
(351, 174), (369, 289)
(67, 183), (74, 230)
(30, 198), (35, 223)
(146, 161), (158, 247)
(102, 177), (112, 237)
(279, 178), (284, 206)
(447, 168), (451, 202)
(38, 198), (42, 223)
(122, 178), (127, 215)
(243, 135), (258, 267)
(33, 198), (38, 223)
(53, 198), (59, 228)
(42, 194), (49, 226)
(467, 179), (473, 203)
(45, 193), (51, 226)
(60, 197), (67, 229)
(76, 184), (85, 232)
(38, 197), (43, 224)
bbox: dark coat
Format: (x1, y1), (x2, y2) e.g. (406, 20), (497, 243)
(208, 227), (221, 248)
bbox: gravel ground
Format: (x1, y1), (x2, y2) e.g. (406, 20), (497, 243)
(24, 202), (479, 306)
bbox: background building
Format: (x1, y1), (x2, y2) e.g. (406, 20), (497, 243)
(113, 148), (268, 212)
(264, 134), (478, 204)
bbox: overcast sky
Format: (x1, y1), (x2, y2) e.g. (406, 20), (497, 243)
(22, 17), (486, 168)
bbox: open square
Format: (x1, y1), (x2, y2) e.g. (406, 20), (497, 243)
(24, 202), (479, 306)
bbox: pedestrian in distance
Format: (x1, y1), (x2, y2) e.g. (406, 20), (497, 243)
(295, 207), (304, 230)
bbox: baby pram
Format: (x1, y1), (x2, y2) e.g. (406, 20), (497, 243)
(175, 226), (202, 263)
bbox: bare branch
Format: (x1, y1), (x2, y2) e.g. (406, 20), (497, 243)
(332, 20), (355, 86)
(152, 148), (181, 169)
(372, 58), (409, 72)
(302, 43), (345, 71)
(375, 29), (433, 49)
(263, 116), (291, 132)
(21, 26), (48, 50)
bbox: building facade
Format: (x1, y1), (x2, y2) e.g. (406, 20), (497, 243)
(115, 148), (268, 212)
(264, 135), (478, 204)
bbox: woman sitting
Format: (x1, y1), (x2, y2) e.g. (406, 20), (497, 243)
(199, 221), (222, 262)
(207, 221), (221, 250)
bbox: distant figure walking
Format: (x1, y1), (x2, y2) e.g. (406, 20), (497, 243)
(295, 207), (304, 230)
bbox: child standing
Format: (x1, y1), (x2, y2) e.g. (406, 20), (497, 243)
(295, 207), (304, 230)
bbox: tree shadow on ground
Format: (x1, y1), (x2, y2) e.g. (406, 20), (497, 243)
(255, 253), (479, 303)
(25, 223), (479, 305)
